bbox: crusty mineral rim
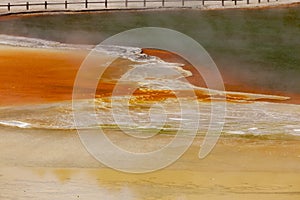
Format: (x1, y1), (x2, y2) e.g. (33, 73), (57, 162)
(0, 0), (300, 17)
(72, 27), (226, 173)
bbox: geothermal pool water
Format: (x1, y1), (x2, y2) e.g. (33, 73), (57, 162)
(0, 5), (299, 200)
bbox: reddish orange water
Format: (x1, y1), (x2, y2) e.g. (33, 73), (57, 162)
(0, 46), (298, 106)
(143, 49), (300, 104)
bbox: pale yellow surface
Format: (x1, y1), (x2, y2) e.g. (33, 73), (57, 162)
(1, 126), (300, 199)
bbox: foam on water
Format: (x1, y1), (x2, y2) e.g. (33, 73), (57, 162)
(0, 120), (31, 128)
(0, 98), (299, 139)
(0, 34), (89, 49)
(0, 34), (291, 101)
(0, 34), (172, 64)
(0, 35), (298, 138)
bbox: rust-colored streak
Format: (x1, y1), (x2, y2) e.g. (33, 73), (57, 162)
(0, 46), (298, 107)
(142, 48), (300, 104)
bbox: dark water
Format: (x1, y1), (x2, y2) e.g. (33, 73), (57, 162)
(0, 7), (299, 93)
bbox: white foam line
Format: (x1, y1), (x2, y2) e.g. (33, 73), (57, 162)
(169, 117), (189, 121)
(0, 120), (31, 128)
(227, 130), (246, 135)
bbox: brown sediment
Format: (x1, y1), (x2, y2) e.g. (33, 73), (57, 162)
(0, 45), (298, 107)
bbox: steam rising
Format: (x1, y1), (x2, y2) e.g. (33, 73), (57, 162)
(0, 8), (299, 96)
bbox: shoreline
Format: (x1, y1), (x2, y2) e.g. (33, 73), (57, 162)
(1, 125), (300, 169)
(0, 1), (299, 18)
(1, 125), (300, 199)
